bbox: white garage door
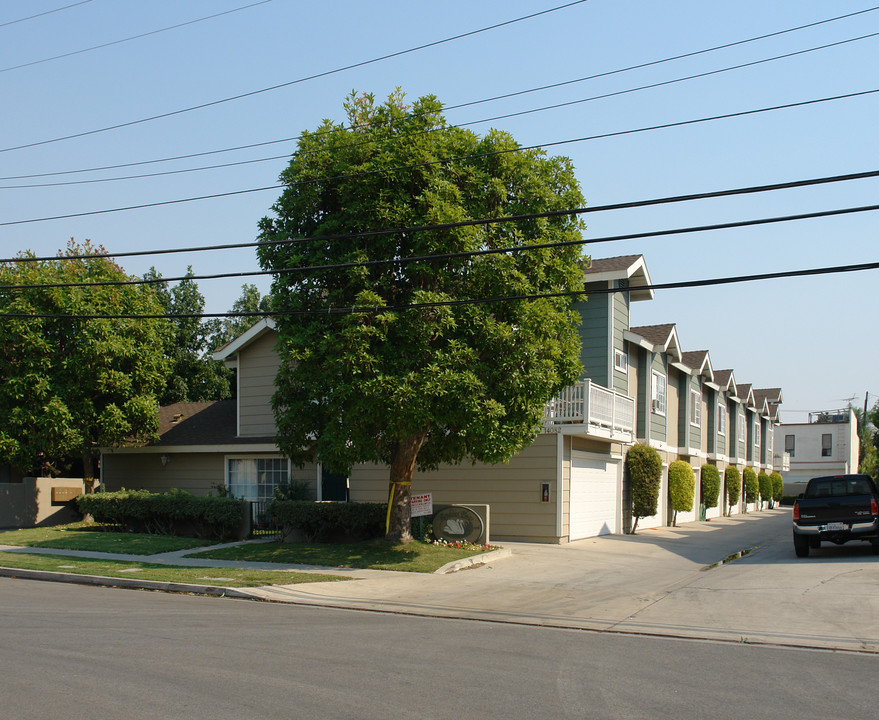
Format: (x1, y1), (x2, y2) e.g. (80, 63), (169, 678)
(570, 453), (620, 540)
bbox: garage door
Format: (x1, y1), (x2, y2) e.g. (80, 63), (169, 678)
(569, 453), (620, 540)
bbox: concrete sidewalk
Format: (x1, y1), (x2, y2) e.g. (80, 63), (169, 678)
(4, 509), (877, 652)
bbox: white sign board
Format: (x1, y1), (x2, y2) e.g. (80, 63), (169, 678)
(410, 493), (433, 518)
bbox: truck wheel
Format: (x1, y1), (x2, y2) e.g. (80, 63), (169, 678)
(794, 534), (810, 558)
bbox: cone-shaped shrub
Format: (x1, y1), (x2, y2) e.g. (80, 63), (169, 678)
(770, 471), (784, 502)
(725, 466), (742, 515)
(757, 472), (772, 509)
(668, 460), (695, 526)
(627, 443), (662, 533)
(700, 464), (721, 510)
(743, 467), (759, 504)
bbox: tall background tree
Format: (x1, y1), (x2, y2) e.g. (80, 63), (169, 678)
(257, 90), (588, 541)
(854, 403), (878, 479)
(0, 241), (169, 483)
(205, 282), (273, 352)
(144, 267), (231, 405)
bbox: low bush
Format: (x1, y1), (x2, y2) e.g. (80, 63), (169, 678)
(626, 443), (662, 533)
(700, 465), (721, 510)
(668, 460), (695, 526)
(75, 489), (244, 541)
(268, 500), (386, 542)
(725, 466), (742, 514)
(743, 467), (759, 504)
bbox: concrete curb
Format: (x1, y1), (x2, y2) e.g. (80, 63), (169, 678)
(0, 565), (252, 599)
(433, 546), (512, 574)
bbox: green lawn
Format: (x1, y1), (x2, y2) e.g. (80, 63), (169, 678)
(0, 523), (215, 555)
(196, 538), (493, 573)
(0, 551), (349, 587)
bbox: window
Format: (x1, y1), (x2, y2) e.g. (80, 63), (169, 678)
(614, 349), (628, 372)
(822, 433), (832, 457)
(738, 413), (745, 443)
(689, 389), (702, 427)
(785, 434), (795, 457)
(717, 406), (726, 436)
(755, 424), (760, 450)
(651, 371), (666, 415)
(227, 457), (289, 502)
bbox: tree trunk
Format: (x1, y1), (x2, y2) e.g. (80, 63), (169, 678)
(385, 432), (427, 543)
(82, 453), (96, 494)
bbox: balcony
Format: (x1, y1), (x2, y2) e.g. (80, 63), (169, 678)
(543, 379), (635, 442)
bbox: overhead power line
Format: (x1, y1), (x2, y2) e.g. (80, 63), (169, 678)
(0, 1), (274, 74)
(0, 0), (589, 154)
(3, 87), (878, 229)
(3, 4), (875, 182)
(2, 260), (877, 320)
(5, 200), (879, 291)
(0, 0), (93, 29)
(6, 28), (879, 190)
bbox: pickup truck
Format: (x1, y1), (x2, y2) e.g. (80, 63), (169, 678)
(792, 474), (879, 557)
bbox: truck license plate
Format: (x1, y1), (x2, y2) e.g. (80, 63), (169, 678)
(825, 523), (846, 531)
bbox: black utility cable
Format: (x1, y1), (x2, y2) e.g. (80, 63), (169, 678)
(5, 201), (879, 290)
(6, 28), (878, 190)
(2, 260), (877, 320)
(0, 1), (273, 74)
(0, 0), (589, 154)
(3, 4), (875, 181)
(0, 0), (92, 29)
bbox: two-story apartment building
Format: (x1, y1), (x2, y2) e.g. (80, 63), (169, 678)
(100, 254), (784, 543)
(774, 408), (859, 494)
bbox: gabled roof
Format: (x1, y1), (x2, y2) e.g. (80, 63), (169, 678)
(713, 369), (737, 397)
(753, 388), (783, 419)
(626, 323), (682, 361)
(212, 318), (277, 363)
(583, 254), (654, 302)
(736, 383), (755, 408)
(753, 387), (783, 405)
(680, 350), (714, 381)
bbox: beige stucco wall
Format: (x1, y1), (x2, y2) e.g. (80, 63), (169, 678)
(238, 330), (281, 437)
(348, 433), (561, 542)
(0, 477), (84, 528)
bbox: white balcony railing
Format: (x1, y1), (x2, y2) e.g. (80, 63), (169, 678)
(543, 379), (635, 441)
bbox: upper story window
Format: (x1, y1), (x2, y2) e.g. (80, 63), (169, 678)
(822, 433), (832, 457)
(652, 371), (667, 415)
(717, 405), (726, 435)
(785, 434), (795, 457)
(690, 389), (702, 427)
(614, 349), (628, 373)
(738, 413), (746, 443)
(755, 423), (761, 450)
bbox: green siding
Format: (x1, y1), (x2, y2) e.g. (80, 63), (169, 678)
(612, 287), (630, 394)
(637, 347), (648, 438)
(689, 380), (702, 449)
(678, 372), (689, 447)
(706, 388), (716, 453)
(575, 285), (609, 387)
(649, 353), (667, 441)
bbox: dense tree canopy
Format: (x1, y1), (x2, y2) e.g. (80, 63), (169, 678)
(145, 267), (230, 405)
(257, 90), (588, 540)
(0, 241), (169, 480)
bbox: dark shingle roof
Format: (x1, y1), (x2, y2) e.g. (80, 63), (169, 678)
(583, 255), (643, 275)
(629, 323), (676, 346)
(155, 400), (274, 446)
(680, 350), (709, 370)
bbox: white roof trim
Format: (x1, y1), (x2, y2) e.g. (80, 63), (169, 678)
(211, 318), (277, 362)
(585, 255), (654, 302)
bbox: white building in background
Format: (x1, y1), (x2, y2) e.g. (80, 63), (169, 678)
(775, 408), (860, 493)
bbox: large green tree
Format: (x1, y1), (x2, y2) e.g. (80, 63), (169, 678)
(257, 91), (587, 541)
(144, 267), (230, 405)
(0, 241), (170, 482)
(206, 282), (273, 352)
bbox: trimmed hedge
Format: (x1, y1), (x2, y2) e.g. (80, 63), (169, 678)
(743, 467), (759, 504)
(770, 471), (784, 502)
(268, 500), (386, 542)
(75, 489), (245, 541)
(668, 460), (695, 526)
(700, 464), (721, 510)
(626, 443), (662, 533)
(757, 472), (772, 508)
(725, 466), (742, 514)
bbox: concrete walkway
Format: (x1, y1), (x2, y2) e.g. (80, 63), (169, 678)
(4, 509), (877, 652)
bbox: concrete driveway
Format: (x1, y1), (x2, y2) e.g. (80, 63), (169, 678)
(245, 508), (879, 652)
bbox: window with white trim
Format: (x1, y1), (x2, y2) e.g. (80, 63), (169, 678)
(738, 413), (746, 443)
(755, 424), (761, 451)
(614, 349), (628, 373)
(785, 434), (795, 457)
(227, 456), (289, 502)
(717, 405), (726, 435)
(651, 371), (666, 415)
(822, 433), (832, 457)
(690, 389), (702, 427)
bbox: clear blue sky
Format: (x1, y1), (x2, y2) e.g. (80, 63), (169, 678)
(2, 0), (877, 422)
